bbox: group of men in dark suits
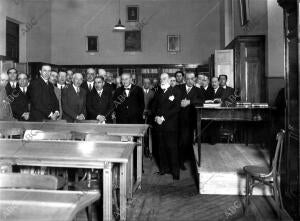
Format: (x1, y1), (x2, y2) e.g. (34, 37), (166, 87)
(1, 65), (235, 181)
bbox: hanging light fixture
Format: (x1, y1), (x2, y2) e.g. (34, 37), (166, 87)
(113, 0), (125, 30)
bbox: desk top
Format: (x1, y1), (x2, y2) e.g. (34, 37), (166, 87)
(0, 121), (149, 137)
(0, 189), (100, 221)
(196, 106), (272, 110)
(0, 139), (135, 168)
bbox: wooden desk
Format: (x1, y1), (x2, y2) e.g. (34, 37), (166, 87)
(0, 139), (135, 221)
(0, 121), (149, 192)
(0, 189), (100, 221)
(196, 106), (273, 166)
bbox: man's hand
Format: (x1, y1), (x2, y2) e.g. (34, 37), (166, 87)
(76, 114), (85, 121)
(96, 115), (106, 123)
(155, 116), (163, 125)
(22, 112), (29, 120)
(181, 99), (191, 107)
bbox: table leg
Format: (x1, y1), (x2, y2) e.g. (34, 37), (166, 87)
(149, 127), (152, 158)
(103, 162), (113, 221)
(126, 153), (133, 199)
(135, 137), (143, 190)
(197, 111), (202, 167)
(119, 163), (127, 221)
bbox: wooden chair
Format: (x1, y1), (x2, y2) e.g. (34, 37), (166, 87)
(0, 173), (58, 190)
(243, 130), (285, 218)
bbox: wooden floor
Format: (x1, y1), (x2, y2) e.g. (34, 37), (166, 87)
(75, 143), (287, 221)
(195, 143), (272, 195)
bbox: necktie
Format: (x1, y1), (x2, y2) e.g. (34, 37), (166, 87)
(76, 87), (80, 94)
(89, 83), (92, 91)
(187, 87), (191, 94)
(12, 82), (15, 89)
(125, 88), (130, 96)
(98, 90), (102, 97)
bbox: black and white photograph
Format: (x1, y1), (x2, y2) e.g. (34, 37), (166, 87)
(0, 0), (299, 221)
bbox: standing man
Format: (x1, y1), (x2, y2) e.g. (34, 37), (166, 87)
(175, 71), (185, 85)
(87, 76), (113, 123)
(152, 73), (181, 180)
(218, 74), (234, 100)
(170, 76), (177, 88)
(54, 71), (67, 120)
(49, 71), (58, 86)
(66, 70), (73, 85)
(178, 72), (204, 169)
(142, 78), (155, 123)
(210, 77), (225, 100)
(5, 68), (18, 96)
(201, 76), (213, 101)
(106, 72), (117, 91)
(28, 64), (59, 121)
(0, 73), (14, 120)
(62, 73), (86, 123)
(11, 73), (30, 121)
(81, 68), (96, 93)
(113, 73), (144, 124)
(151, 78), (159, 93)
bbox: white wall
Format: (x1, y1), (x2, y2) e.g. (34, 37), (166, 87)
(50, 0), (223, 65)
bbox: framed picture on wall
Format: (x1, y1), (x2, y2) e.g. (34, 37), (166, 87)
(124, 30), (141, 51)
(127, 6), (139, 22)
(167, 35), (180, 52)
(86, 36), (99, 52)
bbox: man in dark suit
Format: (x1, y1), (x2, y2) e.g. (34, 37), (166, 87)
(0, 73), (14, 120)
(219, 74), (234, 100)
(200, 76), (213, 101)
(66, 70), (73, 85)
(151, 78), (159, 93)
(54, 71), (67, 120)
(10, 73), (30, 121)
(28, 64), (60, 121)
(49, 71), (58, 86)
(113, 73), (144, 124)
(142, 78), (155, 123)
(62, 73), (87, 123)
(5, 68), (18, 96)
(152, 73), (181, 180)
(178, 72), (204, 169)
(87, 76), (113, 123)
(106, 72), (117, 91)
(210, 77), (225, 100)
(175, 71), (185, 85)
(81, 68), (95, 93)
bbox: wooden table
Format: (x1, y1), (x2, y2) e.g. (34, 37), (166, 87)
(196, 106), (273, 166)
(0, 189), (100, 221)
(0, 121), (149, 192)
(0, 139), (135, 221)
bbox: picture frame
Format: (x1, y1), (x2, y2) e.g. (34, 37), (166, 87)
(167, 35), (180, 52)
(86, 36), (99, 52)
(124, 30), (141, 52)
(127, 5), (139, 22)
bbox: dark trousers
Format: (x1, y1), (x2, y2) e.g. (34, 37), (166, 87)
(179, 126), (194, 165)
(157, 130), (179, 177)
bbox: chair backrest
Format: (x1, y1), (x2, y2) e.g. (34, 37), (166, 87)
(85, 134), (121, 141)
(0, 173), (58, 190)
(271, 130), (285, 176)
(23, 130), (72, 141)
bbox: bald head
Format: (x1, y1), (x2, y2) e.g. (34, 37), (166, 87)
(86, 68), (96, 82)
(121, 73), (132, 87)
(73, 73), (83, 87)
(0, 73), (9, 87)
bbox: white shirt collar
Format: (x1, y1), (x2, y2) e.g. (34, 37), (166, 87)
(57, 83), (65, 88)
(223, 85), (226, 89)
(124, 84), (132, 89)
(97, 89), (103, 93)
(10, 81), (17, 87)
(204, 85), (208, 90)
(186, 85), (192, 90)
(73, 84), (79, 92)
(214, 87), (219, 92)
(87, 81), (94, 86)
